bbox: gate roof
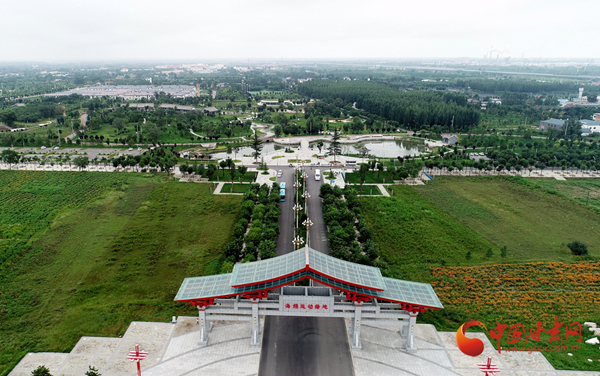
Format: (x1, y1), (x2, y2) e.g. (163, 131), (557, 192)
(175, 247), (443, 310)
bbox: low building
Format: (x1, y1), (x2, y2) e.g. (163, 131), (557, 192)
(122, 103), (155, 111)
(539, 119), (565, 131)
(593, 113), (600, 122)
(159, 104), (196, 113)
(581, 120), (600, 135)
(202, 106), (219, 115)
(441, 133), (458, 145)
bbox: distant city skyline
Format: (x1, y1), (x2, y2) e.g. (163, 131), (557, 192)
(2, 0), (599, 62)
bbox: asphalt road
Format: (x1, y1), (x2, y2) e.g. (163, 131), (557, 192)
(304, 166), (329, 253)
(260, 166), (353, 376)
(258, 317), (354, 376)
(275, 166), (295, 255)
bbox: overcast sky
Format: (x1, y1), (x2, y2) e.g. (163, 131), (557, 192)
(2, 0), (599, 62)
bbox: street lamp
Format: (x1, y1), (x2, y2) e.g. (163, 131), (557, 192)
(302, 218), (313, 247)
(293, 203), (303, 228)
(292, 236), (305, 250)
(302, 191), (310, 212)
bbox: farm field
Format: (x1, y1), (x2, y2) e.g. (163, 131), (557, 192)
(360, 177), (600, 371)
(0, 171), (242, 375)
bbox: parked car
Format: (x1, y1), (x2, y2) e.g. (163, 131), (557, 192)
(277, 170), (283, 177)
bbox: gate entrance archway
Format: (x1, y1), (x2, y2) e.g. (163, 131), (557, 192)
(174, 246), (443, 351)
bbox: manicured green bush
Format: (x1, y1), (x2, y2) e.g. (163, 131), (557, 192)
(567, 241), (588, 256)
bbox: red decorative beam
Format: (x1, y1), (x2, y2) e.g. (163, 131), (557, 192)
(243, 290), (268, 300)
(190, 299), (215, 308)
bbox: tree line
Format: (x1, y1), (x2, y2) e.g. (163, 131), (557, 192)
(223, 183), (281, 268)
(298, 80), (480, 131)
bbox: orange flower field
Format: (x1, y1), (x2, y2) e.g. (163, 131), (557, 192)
(431, 261), (600, 326)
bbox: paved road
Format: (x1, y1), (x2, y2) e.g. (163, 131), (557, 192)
(261, 166), (353, 376)
(304, 166), (329, 253)
(258, 317), (354, 376)
(275, 166), (295, 255)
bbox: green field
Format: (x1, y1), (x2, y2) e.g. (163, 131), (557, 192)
(0, 171), (242, 374)
(530, 178), (600, 213)
(412, 177), (600, 262)
(360, 176), (600, 371)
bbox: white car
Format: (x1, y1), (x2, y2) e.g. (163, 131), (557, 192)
(128, 147), (133, 151)
(54, 146), (59, 150)
(277, 170), (283, 177)
(40, 146), (46, 150)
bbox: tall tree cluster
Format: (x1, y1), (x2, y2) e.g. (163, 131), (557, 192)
(298, 80), (480, 131)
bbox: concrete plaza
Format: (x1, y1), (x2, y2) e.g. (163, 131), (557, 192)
(9, 318), (600, 376)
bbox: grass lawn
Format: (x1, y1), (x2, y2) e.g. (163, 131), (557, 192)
(530, 178), (600, 213)
(345, 170), (395, 184)
(412, 177), (600, 262)
(0, 172), (242, 374)
(208, 171), (257, 183)
(354, 184), (383, 195)
(220, 183), (253, 194)
(360, 176), (600, 371)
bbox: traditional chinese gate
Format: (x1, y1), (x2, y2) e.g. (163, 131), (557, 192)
(175, 246), (443, 352)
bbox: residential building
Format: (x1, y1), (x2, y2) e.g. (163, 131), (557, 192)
(441, 133), (459, 145)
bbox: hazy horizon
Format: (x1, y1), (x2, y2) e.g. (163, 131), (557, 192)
(2, 0), (600, 62)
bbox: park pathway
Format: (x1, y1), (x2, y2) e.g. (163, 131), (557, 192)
(377, 184), (390, 197)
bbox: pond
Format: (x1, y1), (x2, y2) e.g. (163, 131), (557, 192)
(210, 143), (283, 160)
(309, 140), (428, 158)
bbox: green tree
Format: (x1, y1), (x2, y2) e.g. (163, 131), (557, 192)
(113, 117), (126, 136)
(273, 124), (283, 138)
(85, 366), (101, 376)
(238, 165), (248, 180)
(229, 160), (236, 184)
(567, 241), (588, 256)
(31, 365), (52, 376)
(1, 149), (19, 169)
(251, 130), (263, 161)
(328, 127), (341, 162)
(219, 159), (228, 176)
(359, 163), (369, 192)
(73, 156), (90, 171)
(258, 240), (276, 259)
(0, 109), (17, 127)
(377, 162), (384, 177)
(317, 141), (324, 154)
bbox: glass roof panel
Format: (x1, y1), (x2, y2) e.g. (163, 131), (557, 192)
(308, 271), (443, 309)
(230, 248), (306, 287)
(174, 274), (235, 301)
(308, 248), (386, 291)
